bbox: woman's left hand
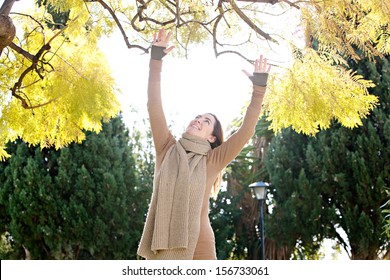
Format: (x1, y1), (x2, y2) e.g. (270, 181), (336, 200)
(243, 54), (271, 86)
(243, 54), (271, 76)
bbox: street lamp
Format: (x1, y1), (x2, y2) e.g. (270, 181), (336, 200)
(249, 181), (269, 260)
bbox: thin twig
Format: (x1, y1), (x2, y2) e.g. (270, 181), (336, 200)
(216, 50), (253, 63)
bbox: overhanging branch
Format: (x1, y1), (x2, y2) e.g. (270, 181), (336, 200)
(86, 0), (149, 52)
(11, 27), (68, 109)
(0, 0), (18, 15)
(9, 42), (34, 60)
(216, 50), (253, 63)
(229, 0), (278, 43)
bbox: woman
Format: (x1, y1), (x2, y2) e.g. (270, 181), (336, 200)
(137, 29), (271, 260)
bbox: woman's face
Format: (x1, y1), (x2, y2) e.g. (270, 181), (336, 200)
(185, 113), (217, 144)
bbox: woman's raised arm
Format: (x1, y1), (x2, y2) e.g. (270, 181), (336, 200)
(208, 54), (272, 169)
(147, 29), (175, 154)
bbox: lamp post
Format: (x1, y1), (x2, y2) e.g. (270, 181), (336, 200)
(249, 181), (269, 260)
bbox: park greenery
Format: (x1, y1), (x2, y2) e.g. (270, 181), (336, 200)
(0, 115), (154, 259)
(0, 0), (389, 259)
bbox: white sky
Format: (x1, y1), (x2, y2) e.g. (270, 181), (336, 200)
(99, 34), (262, 136)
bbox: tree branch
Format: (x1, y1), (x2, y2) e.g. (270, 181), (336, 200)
(216, 49), (254, 63)
(0, 0), (18, 15)
(176, 0), (180, 27)
(280, 0), (300, 9)
(0, 0), (19, 56)
(10, 27), (69, 109)
(11, 42), (51, 109)
(213, 6), (255, 62)
(223, 0), (300, 9)
(229, 0), (278, 43)
(225, 0), (278, 2)
(86, 0), (149, 52)
(9, 42), (35, 61)
(11, 12), (45, 30)
(157, 0), (178, 18)
(213, 1), (229, 56)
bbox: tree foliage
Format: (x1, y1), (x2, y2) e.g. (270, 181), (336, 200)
(0, 0), (120, 160)
(1, 0), (390, 159)
(302, 0), (390, 61)
(0, 115), (153, 259)
(265, 48), (378, 135)
(265, 54), (390, 259)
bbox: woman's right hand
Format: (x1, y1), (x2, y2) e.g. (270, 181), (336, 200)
(151, 29), (175, 60)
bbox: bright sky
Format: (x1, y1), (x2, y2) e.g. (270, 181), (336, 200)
(99, 35), (254, 136)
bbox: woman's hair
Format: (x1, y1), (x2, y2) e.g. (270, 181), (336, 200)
(208, 113), (224, 199)
(209, 113), (224, 149)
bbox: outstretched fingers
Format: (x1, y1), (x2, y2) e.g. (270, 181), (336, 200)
(254, 55), (271, 73)
(152, 29), (174, 54)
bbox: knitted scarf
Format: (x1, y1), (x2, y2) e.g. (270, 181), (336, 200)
(137, 133), (211, 259)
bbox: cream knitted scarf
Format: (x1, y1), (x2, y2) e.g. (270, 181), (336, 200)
(137, 133), (211, 259)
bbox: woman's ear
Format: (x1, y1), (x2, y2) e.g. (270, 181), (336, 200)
(208, 135), (216, 143)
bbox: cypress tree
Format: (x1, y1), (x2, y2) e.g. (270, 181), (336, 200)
(0, 115), (152, 259)
(265, 55), (390, 259)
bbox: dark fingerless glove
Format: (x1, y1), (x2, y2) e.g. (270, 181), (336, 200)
(151, 45), (167, 60)
(249, 72), (269, 87)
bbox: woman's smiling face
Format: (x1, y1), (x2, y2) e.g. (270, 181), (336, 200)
(185, 113), (217, 144)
